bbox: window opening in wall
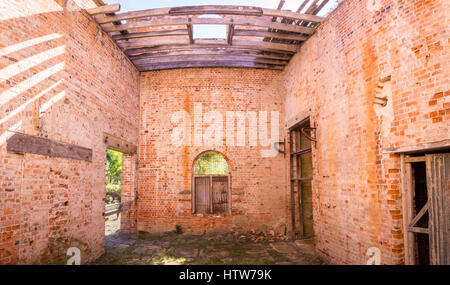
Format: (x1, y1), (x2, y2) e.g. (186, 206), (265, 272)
(192, 152), (231, 215)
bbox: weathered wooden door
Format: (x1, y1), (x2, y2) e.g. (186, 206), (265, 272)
(212, 176), (230, 214)
(194, 176), (211, 214)
(426, 154), (449, 265)
(193, 175), (230, 215)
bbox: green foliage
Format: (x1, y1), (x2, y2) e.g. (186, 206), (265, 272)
(194, 153), (229, 175)
(106, 149), (122, 185)
(39, 236), (89, 265)
(106, 184), (121, 203)
(175, 224), (183, 234)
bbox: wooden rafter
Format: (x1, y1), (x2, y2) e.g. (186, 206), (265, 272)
(133, 55), (288, 66)
(119, 38), (298, 53)
(137, 61), (285, 71)
(103, 17), (316, 35)
(87, 4), (120, 16)
(130, 49), (292, 61)
(95, 5), (324, 24)
(87, 4), (330, 71)
(112, 29), (188, 41)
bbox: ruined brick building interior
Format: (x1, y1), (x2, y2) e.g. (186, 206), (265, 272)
(0, 0), (448, 265)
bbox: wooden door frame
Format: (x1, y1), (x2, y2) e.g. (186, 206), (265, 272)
(401, 154), (425, 265)
(401, 153), (450, 265)
(288, 116), (314, 240)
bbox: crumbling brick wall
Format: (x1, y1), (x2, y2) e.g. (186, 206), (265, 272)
(0, 0), (139, 264)
(280, 0), (449, 264)
(138, 68), (287, 235)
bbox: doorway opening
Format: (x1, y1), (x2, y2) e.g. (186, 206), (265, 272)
(411, 161), (429, 265)
(289, 118), (314, 240)
(402, 152), (449, 265)
(105, 149), (123, 240)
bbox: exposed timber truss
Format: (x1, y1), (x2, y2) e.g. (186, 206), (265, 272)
(87, 1), (331, 71)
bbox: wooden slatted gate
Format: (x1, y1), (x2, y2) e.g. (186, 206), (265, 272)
(426, 154), (449, 265)
(401, 153), (449, 265)
(193, 175), (231, 215)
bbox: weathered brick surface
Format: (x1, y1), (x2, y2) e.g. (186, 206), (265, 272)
(138, 68), (287, 235)
(280, 0), (449, 264)
(0, 0), (448, 265)
(0, 0), (139, 264)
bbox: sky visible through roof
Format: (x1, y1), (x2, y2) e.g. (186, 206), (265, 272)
(105, 0), (342, 39)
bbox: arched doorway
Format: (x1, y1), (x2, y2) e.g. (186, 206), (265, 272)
(192, 151), (231, 215)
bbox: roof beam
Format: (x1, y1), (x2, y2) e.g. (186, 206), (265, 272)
(129, 49), (292, 61)
(125, 44), (295, 56)
(169, 5), (263, 16)
(235, 29), (307, 41)
(119, 38), (298, 53)
(104, 17), (315, 35)
(133, 55), (288, 66)
(86, 4), (120, 16)
(138, 61), (285, 71)
(96, 5), (324, 25)
(112, 29), (188, 41)
(261, 8), (323, 23)
(96, 8), (170, 24)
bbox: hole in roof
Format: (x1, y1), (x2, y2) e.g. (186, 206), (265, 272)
(193, 14), (227, 40)
(106, 1), (344, 20)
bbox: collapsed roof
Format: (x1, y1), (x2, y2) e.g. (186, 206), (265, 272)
(88, 1), (333, 71)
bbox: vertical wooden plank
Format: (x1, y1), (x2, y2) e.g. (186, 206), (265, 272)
(297, 129), (303, 238)
(228, 175), (232, 215)
(289, 130), (296, 239)
(446, 154), (450, 265)
(194, 176), (210, 214)
(210, 175), (214, 214)
(426, 154), (449, 265)
(211, 176), (228, 214)
(228, 19), (234, 45)
(187, 18), (194, 44)
(401, 154), (415, 264)
(192, 175), (195, 214)
(295, 129), (301, 152)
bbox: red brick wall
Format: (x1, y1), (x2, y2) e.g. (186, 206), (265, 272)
(120, 154), (138, 234)
(138, 68), (288, 235)
(280, 0), (449, 264)
(1, 0), (448, 266)
(0, 0), (139, 264)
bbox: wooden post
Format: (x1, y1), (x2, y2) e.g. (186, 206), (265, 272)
(210, 175), (213, 214)
(192, 175), (196, 214)
(426, 154), (450, 265)
(187, 18), (194, 44)
(289, 130), (296, 240)
(227, 19), (234, 45)
(401, 154), (415, 265)
(227, 175), (232, 215)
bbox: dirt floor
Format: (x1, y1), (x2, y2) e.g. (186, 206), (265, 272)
(97, 217), (324, 265)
